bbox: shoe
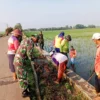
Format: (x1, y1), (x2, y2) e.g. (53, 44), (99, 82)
(22, 89), (30, 98)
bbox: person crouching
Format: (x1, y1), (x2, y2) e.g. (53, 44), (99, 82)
(49, 51), (68, 84)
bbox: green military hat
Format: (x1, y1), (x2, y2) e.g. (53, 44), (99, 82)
(14, 23), (22, 31)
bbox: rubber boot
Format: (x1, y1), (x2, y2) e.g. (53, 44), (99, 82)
(22, 89), (30, 98)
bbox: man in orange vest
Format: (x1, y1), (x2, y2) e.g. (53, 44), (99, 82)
(69, 46), (77, 72)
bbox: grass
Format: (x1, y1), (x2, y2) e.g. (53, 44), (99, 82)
(0, 32), (5, 34)
(25, 28), (100, 39)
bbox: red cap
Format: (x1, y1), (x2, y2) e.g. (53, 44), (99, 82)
(12, 29), (22, 36)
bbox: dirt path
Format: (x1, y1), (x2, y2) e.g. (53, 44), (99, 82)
(0, 36), (29, 100)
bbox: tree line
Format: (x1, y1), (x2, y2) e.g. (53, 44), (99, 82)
(24, 24), (96, 31)
(5, 24), (96, 32)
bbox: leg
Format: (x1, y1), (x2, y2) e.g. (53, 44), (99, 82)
(8, 54), (17, 80)
(71, 58), (75, 72)
(17, 66), (28, 90)
(41, 42), (44, 49)
(57, 61), (67, 83)
(16, 65), (30, 97)
(72, 64), (76, 72)
(14, 59), (28, 90)
(95, 75), (100, 93)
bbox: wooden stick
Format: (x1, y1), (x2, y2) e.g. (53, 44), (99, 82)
(87, 72), (95, 82)
(31, 61), (41, 100)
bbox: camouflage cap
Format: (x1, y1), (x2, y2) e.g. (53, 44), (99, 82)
(31, 34), (38, 38)
(14, 23), (22, 31)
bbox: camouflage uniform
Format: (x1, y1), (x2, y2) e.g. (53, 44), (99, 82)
(14, 23), (22, 31)
(38, 33), (44, 49)
(14, 37), (34, 90)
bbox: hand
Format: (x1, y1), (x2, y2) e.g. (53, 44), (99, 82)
(98, 74), (100, 79)
(73, 55), (76, 58)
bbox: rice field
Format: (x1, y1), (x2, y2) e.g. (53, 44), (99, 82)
(25, 28), (100, 85)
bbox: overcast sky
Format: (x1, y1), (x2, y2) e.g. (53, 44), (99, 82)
(0, 0), (100, 30)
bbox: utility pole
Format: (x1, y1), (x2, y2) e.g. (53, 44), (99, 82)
(6, 24), (8, 28)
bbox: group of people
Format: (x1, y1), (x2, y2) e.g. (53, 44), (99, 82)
(50, 32), (100, 96)
(7, 23), (44, 97)
(49, 32), (77, 84)
(7, 24), (100, 97)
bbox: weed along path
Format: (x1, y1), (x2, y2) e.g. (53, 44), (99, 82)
(0, 36), (29, 100)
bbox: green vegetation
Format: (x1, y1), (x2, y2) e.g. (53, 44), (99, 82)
(25, 28), (100, 85)
(24, 28), (100, 40)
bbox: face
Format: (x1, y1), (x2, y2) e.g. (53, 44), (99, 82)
(32, 37), (37, 43)
(93, 39), (98, 45)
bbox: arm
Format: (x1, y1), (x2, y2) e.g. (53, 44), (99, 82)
(13, 40), (20, 51)
(53, 39), (55, 47)
(66, 42), (69, 53)
(73, 50), (77, 58)
(95, 47), (100, 78)
(95, 57), (100, 77)
(53, 36), (56, 47)
(60, 40), (65, 52)
(27, 40), (34, 60)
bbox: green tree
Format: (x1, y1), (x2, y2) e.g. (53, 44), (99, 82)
(75, 24), (86, 29)
(88, 25), (96, 28)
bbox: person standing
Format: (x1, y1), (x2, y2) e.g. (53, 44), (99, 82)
(14, 35), (38, 97)
(53, 32), (64, 52)
(69, 46), (77, 72)
(60, 35), (72, 57)
(92, 33), (100, 94)
(7, 29), (22, 80)
(38, 31), (44, 50)
(50, 52), (68, 84)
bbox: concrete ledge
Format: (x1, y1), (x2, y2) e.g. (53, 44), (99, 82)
(42, 50), (97, 100)
(67, 69), (97, 100)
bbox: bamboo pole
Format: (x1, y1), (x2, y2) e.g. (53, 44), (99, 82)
(31, 61), (41, 100)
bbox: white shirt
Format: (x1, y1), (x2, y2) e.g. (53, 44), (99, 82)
(52, 53), (68, 63)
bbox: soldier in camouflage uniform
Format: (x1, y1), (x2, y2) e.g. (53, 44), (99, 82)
(38, 31), (44, 50)
(14, 35), (38, 97)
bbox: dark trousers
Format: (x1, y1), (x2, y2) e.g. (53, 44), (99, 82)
(39, 42), (44, 49)
(8, 54), (15, 72)
(95, 75), (100, 93)
(55, 48), (60, 52)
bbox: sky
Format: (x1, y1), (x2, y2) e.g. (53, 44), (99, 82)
(0, 0), (100, 30)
